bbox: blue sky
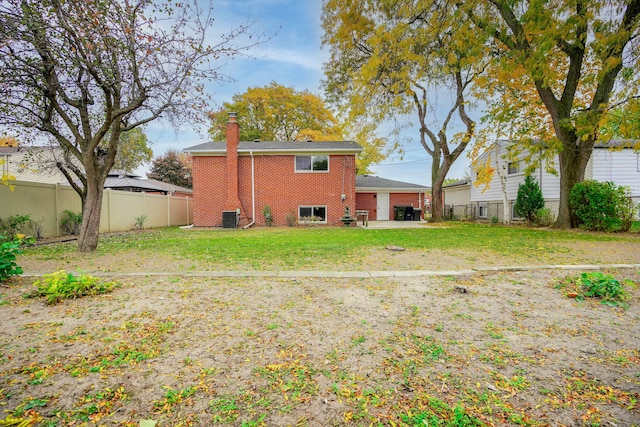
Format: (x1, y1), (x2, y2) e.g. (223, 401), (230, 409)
(144, 0), (473, 187)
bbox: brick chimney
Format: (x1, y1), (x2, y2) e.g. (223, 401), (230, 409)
(223, 112), (242, 212)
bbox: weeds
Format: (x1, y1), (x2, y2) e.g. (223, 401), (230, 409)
(556, 272), (632, 307)
(30, 270), (120, 304)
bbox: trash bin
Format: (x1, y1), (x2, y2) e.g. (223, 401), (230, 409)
(413, 208), (422, 221)
(404, 206), (414, 221)
(394, 205), (406, 221)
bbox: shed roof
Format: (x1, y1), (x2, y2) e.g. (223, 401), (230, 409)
(355, 175), (428, 192)
(183, 140), (363, 155)
(442, 179), (471, 189)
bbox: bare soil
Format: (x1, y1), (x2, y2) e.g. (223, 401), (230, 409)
(1, 244), (639, 426)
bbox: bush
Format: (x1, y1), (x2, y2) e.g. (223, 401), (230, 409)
(0, 214), (31, 242)
(285, 210), (297, 227)
(262, 206), (273, 226)
(134, 214), (148, 230)
(0, 238), (23, 283)
(569, 180), (631, 231)
(31, 270), (120, 305)
(557, 272), (631, 307)
(535, 207), (555, 227)
(61, 210), (82, 235)
(514, 175), (545, 225)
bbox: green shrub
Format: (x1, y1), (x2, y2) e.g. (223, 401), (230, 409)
(514, 175), (545, 225)
(31, 270), (120, 305)
(262, 205), (273, 226)
(0, 214), (31, 242)
(617, 190), (639, 232)
(61, 210), (82, 235)
(556, 272), (631, 307)
(579, 272), (628, 303)
(134, 214), (148, 230)
(285, 210), (297, 227)
(0, 238), (23, 283)
(535, 207), (554, 227)
(569, 180), (631, 231)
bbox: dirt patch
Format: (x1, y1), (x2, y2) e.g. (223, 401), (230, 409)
(1, 267), (639, 426)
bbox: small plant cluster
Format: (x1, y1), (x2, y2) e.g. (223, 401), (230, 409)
(556, 272), (632, 307)
(0, 213), (43, 242)
(134, 214), (148, 230)
(570, 180), (638, 232)
(262, 205), (273, 226)
(0, 238), (23, 283)
(30, 270), (120, 304)
(285, 210), (297, 227)
(61, 210), (82, 235)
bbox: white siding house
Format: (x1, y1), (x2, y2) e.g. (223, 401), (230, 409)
(470, 140), (640, 221)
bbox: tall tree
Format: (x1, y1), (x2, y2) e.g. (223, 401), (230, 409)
(322, 1), (484, 222)
(208, 82), (388, 173)
(147, 149), (192, 189)
(457, 0), (640, 227)
(113, 128), (153, 174)
(0, 0), (265, 251)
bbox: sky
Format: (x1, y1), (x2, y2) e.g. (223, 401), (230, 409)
(143, 0), (473, 187)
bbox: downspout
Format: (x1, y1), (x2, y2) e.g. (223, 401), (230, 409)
(243, 150), (256, 229)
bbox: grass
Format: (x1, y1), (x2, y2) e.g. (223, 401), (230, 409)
(23, 222), (639, 271)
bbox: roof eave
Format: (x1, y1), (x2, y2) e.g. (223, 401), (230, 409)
(356, 186), (428, 192)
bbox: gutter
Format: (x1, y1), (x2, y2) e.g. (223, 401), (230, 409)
(243, 150), (256, 229)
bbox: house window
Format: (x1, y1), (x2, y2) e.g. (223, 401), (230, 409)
(478, 202), (487, 219)
(511, 202), (522, 220)
(298, 206), (327, 223)
(507, 161), (520, 175)
(295, 155), (328, 172)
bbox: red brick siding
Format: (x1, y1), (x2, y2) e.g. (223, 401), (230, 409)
(390, 193), (424, 219)
(192, 156), (227, 226)
(192, 153), (357, 227)
(355, 192), (378, 220)
(355, 192), (425, 221)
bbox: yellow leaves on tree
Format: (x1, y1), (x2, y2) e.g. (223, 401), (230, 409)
(207, 82), (388, 173)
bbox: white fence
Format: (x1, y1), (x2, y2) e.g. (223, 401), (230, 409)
(1, 180), (193, 238)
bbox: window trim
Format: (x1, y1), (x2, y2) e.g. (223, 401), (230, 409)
(507, 160), (521, 175)
(295, 155), (329, 173)
(478, 202), (488, 219)
(511, 202), (522, 220)
(298, 205), (327, 223)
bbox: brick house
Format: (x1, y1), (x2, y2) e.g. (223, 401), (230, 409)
(184, 113), (363, 227)
(355, 175), (430, 221)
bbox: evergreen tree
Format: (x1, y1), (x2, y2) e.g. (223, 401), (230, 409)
(514, 176), (545, 225)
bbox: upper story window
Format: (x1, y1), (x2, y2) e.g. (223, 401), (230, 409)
(507, 160), (521, 175)
(295, 155), (329, 172)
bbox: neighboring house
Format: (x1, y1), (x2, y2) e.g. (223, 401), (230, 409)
(471, 140), (640, 221)
(0, 146), (69, 184)
(355, 175), (429, 221)
(104, 170), (193, 197)
(184, 113), (363, 227)
(442, 179), (471, 206)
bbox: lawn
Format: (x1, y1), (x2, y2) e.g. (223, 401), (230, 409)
(1, 223), (639, 427)
(16, 222), (640, 273)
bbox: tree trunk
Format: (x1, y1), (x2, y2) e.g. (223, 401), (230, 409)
(554, 139), (591, 228)
(77, 176), (105, 252)
(430, 148), (444, 222)
(431, 150), (452, 223)
(431, 179), (444, 222)
(500, 173), (510, 225)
